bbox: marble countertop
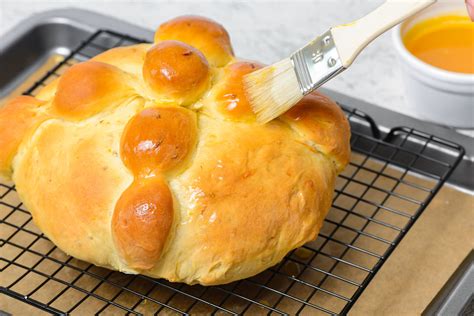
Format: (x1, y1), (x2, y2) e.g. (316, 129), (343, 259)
(0, 0), (426, 117)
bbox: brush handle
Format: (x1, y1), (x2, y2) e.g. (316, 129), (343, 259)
(331, 0), (436, 68)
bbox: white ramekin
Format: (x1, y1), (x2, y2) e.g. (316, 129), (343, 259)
(392, 0), (474, 129)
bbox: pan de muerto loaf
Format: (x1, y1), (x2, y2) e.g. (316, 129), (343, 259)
(0, 15), (350, 285)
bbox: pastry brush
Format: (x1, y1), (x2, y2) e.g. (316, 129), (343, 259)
(243, 0), (436, 123)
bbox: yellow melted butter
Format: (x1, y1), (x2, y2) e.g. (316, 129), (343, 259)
(403, 15), (474, 74)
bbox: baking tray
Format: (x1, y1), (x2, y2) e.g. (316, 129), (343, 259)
(423, 251), (474, 316)
(0, 9), (467, 315)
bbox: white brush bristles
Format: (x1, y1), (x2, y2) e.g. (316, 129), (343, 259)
(243, 58), (304, 123)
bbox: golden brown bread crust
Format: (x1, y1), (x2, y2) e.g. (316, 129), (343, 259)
(114, 106), (197, 269)
(92, 43), (150, 77)
(282, 92), (351, 171)
(159, 118), (335, 284)
(53, 61), (136, 120)
(113, 177), (174, 270)
(143, 41), (211, 105)
(155, 15), (234, 67)
(0, 96), (49, 178)
(121, 107), (197, 176)
(12, 105), (138, 267)
(210, 61), (263, 121)
(1, 15), (351, 285)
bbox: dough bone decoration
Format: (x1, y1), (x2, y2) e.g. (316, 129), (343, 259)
(0, 15), (350, 285)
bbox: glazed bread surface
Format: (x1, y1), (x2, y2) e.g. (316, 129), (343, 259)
(0, 15), (350, 285)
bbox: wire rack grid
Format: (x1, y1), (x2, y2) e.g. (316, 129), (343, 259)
(0, 30), (465, 315)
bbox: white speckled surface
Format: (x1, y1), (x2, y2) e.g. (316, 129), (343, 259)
(0, 0), (426, 116)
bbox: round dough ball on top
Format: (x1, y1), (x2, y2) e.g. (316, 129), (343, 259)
(155, 15), (234, 67)
(143, 40), (211, 105)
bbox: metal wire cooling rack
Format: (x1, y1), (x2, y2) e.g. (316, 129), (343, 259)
(0, 30), (465, 315)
